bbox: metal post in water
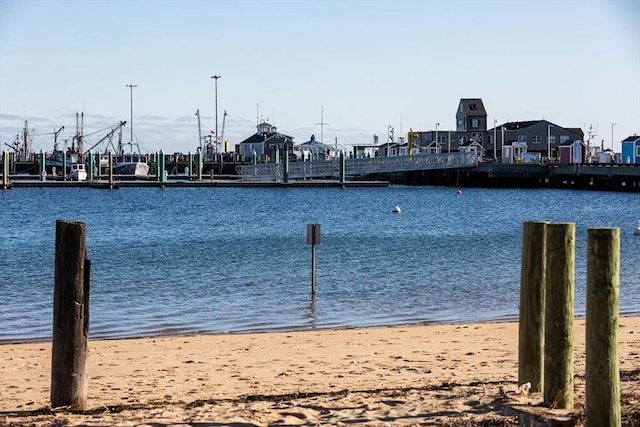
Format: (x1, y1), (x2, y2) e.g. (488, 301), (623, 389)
(2, 151), (9, 190)
(306, 224), (321, 297)
(284, 147), (289, 184)
(87, 151), (94, 182)
(40, 149), (46, 181)
(197, 149), (203, 181)
(108, 152), (114, 189)
(62, 150), (67, 181)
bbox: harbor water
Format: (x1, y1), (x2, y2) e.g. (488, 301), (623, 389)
(1, 186), (639, 343)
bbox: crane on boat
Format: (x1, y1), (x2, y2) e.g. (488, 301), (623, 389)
(86, 121), (127, 153)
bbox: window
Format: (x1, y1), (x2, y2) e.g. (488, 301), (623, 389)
(532, 135), (542, 144)
(437, 135), (447, 144)
(636, 146), (640, 157)
(560, 135), (570, 144)
(472, 118), (481, 128)
(548, 136), (556, 145)
(518, 135), (527, 143)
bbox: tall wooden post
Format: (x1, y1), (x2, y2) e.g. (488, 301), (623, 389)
(544, 222), (575, 409)
(519, 221), (548, 392)
(586, 228), (621, 426)
(51, 220), (90, 410)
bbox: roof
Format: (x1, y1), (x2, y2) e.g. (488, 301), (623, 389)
(458, 98), (486, 117)
(238, 130), (294, 145)
(622, 135), (640, 142)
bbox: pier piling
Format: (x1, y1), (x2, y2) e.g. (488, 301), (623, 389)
(518, 221), (548, 392)
(585, 227), (621, 426)
(51, 219), (90, 410)
(543, 222), (575, 409)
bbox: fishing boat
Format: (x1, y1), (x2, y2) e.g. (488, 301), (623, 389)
(113, 152), (150, 176)
(69, 163), (87, 181)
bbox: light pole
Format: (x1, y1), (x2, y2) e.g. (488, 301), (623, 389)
(493, 119), (497, 160)
(126, 84), (137, 146)
(611, 122), (617, 151)
(211, 75), (221, 152)
(547, 124), (553, 162)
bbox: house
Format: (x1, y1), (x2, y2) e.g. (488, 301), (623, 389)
(558, 140), (587, 164)
(488, 120), (583, 163)
(456, 98), (488, 154)
(237, 122), (295, 162)
(621, 135), (640, 164)
(412, 98), (487, 155)
(294, 135), (331, 161)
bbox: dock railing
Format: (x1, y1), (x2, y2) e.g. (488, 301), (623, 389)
(236, 152), (480, 181)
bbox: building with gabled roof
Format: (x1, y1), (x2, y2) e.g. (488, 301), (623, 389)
(237, 122), (295, 162)
(621, 135), (640, 164)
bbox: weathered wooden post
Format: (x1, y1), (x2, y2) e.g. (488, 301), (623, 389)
(197, 149), (203, 181)
(544, 222), (575, 409)
(339, 151), (346, 184)
(519, 221), (548, 392)
(307, 223), (321, 297)
(51, 219), (90, 410)
(586, 227), (621, 426)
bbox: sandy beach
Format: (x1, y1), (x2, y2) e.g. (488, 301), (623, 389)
(1, 317), (639, 426)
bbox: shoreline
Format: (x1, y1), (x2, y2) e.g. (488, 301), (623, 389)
(2, 316), (639, 425)
(5, 311), (640, 346)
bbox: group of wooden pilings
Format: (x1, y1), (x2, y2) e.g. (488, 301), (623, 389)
(519, 221), (620, 425)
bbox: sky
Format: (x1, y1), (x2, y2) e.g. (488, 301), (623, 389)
(0, 0), (638, 155)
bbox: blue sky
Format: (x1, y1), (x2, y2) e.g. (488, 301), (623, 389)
(1, 0), (638, 154)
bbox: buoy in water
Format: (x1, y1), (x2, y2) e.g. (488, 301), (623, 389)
(392, 205), (401, 213)
(634, 220), (640, 236)
(456, 189), (462, 195)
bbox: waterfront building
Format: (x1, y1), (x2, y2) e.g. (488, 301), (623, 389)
(488, 120), (584, 163)
(237, 122), (295, 162)
(621, 135), (640, 164)
(294, 134), (331, 161)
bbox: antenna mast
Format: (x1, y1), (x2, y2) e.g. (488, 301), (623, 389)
(315, 106), (329, 145)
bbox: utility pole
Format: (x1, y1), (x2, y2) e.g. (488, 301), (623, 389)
(211, 76), (221, 151)
(126, 84), (137, 145)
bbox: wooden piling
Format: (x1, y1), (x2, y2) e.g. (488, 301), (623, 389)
(519, 221), (548, 392)
(543, 222), (575, 409)
(51, 220), (90, 410)
(585, 228), (621, 426)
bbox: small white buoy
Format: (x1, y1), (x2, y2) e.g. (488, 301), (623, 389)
(634, 220), (640, 236)
(456, 189), (462, 195)
(392, 205), (401, 213)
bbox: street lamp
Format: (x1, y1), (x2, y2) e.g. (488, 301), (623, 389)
(547, 124), (553, 163)
(611, 123), (617, 151)
(211, 75), (221, 152)
(126, 84), (137, 146)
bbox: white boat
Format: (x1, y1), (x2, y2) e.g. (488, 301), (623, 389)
(113, 153), (150, 176)
(69, 163), (88, 181)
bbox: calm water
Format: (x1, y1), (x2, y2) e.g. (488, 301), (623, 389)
(1, 186), (639, 343)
